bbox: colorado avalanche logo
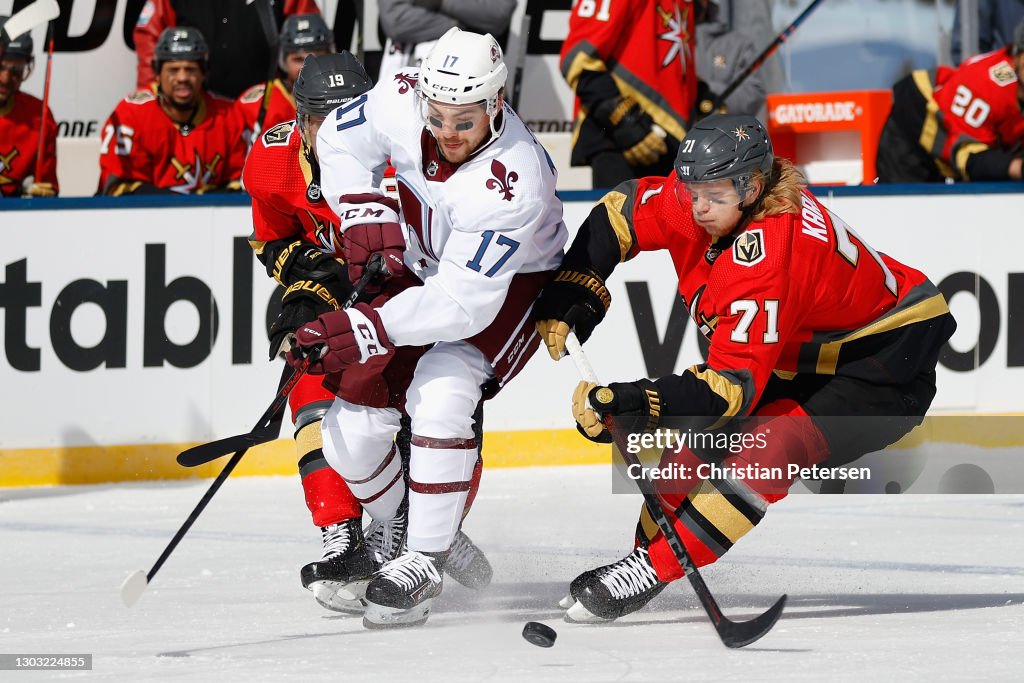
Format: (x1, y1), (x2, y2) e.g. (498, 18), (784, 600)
(485, 159), (518, 202)
(394, 73), (418, 94)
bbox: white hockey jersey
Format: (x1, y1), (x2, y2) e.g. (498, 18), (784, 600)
(317, 68), (567, 348)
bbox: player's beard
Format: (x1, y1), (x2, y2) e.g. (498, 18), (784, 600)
(165, 89), (198, 111)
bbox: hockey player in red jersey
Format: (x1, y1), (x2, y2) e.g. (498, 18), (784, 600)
(243, 52), (492, 613)
(0, 16), (58, 198)
(560, 0), (697, 188)
(534, 114), (957, 622)
(289, 28), (566, 628)
(98, 27), (246, 196)
(877, 17), (1024, 182)
(236, 13), (334, 148)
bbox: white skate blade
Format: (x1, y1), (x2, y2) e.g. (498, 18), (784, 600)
(558, 594), (575, 610)
(309, 579), (369, 614)
(120, 570), (148, 607)
(564, 599), (613, 624)
(362, 597), (433, 629)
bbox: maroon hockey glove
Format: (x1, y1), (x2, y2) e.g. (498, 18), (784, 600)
(287, 303), (394, 375)
(343, 222), (407, 293)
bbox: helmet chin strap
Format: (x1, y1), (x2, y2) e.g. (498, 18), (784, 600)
(728, 165), (776, 236)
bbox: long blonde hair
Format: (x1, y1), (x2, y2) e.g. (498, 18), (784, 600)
(749, 158), (806, 221)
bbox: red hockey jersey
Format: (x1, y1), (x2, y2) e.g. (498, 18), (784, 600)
(892, 47), (1024, 180)
(930, 47), (1024, 178)
(0, 91), (59, 197)
(604, 174), (951, 419)
(98, 88), (246, 195)
(243, 119), (341, 256)
(236, 78), (297, 149)
(560, 0), (697, 163)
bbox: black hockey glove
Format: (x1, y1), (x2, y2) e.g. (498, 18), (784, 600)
(572, 379), (663, 444)
(594, 97), (668, 166)
(267, 279), (346, 360)
(533, 268), (611, 360)
(267, 238), (348, 288)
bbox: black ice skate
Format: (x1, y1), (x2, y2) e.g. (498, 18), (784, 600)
(362, 550), (445, 628)
(363, 504), (408, 566)
(563, 546), (668, 623)
(300, 518), (377, 613)
(445, 530), (493, 590)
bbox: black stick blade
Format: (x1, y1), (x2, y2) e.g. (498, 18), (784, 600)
(717, 593), (787, 649)
(176, 424), (280, 467)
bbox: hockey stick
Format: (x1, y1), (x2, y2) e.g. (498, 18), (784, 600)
(176, 361), (294, 467)
(353, 0), (364, 63)
(177, 254), (389, 468)
(33, 17), (55, 185)
(0, 0), (59, 54)
(508, 12), (531, 111)
(703, 0), (826, 115)
(249, 0), (281, 143)
(563, 331), (786, 648)
(121, 255), (387, 607)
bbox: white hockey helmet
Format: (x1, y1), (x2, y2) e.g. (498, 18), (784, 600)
(418, 27), (508, 119)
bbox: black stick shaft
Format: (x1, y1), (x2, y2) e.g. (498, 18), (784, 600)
(564, 332), (785, 648)
(712, 0), (826, 110)
(143, 255), (387, 585)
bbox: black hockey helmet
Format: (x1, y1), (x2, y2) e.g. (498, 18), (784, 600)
(293, 51), (373, 118)
(0, 14), (35, 60)
(152, 26), (209, 74)
(280, 13), (333, 55)
(675, 113), (774, 197)
(1014, 16), (1024, 54)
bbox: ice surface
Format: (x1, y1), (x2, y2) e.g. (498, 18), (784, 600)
(1, 465), (1021, 681)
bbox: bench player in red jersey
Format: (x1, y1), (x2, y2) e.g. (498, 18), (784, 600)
(243, 52), (491, 613)
(534, 114), (957, 622)
(98, 27), (246, 196)
(0, 15), (58, 197)
(236, 13), (334, 148)
(877, 18), (1024, 182)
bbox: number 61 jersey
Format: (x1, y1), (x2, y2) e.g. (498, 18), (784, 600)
(316, 69), (567, 353)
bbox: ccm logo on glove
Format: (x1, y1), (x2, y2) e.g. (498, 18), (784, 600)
(288, 304), (394, 375)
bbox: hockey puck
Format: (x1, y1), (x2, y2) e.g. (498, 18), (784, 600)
(522, 621), (557, 648)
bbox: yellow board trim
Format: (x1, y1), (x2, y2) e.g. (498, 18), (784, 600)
(0, 429), (609, 488)
(2, 416), (1020, 488)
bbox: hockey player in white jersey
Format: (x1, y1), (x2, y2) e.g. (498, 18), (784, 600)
(288, 27), (567, 628)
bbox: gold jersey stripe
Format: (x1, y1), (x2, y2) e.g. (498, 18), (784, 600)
(954, 142), (990, 180)
(815, 293), (950, 374)
(690, 365), (747, 423)
(598, 190), (636, 261)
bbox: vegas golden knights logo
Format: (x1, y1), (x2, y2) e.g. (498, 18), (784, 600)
(733, 229), (765, 267)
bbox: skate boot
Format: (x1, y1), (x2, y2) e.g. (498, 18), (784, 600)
(363, 504), (408, 565)
(444, 530), (493, 590)
(300, 518), (377, 613)
(362, 550), (445, 628)
(563, 546), (668, 623)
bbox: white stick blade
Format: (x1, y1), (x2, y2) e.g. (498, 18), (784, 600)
(120, 570), (149, 607)
(3, 0), (60, 41)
